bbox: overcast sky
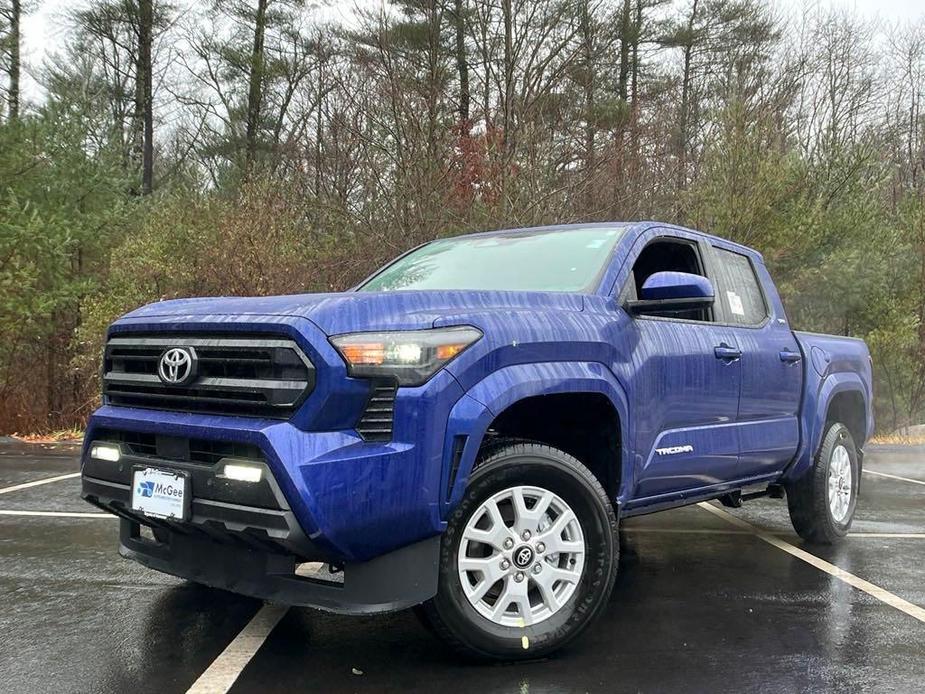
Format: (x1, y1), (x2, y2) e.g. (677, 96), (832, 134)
(17, 0), (925, 102)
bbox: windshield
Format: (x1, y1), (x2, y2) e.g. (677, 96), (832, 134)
(358, 226), (626, 293)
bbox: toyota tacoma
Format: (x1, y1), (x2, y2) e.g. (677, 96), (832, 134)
(81, 222), (873, 659)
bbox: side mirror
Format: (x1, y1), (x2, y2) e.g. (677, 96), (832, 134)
(627, 271), (714, 315)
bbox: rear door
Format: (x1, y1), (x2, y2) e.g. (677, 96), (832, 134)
(710, 245), (802, 477)
(620, 236), (742, 499)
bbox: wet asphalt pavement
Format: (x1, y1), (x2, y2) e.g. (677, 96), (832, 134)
(1, 442), (923, 694)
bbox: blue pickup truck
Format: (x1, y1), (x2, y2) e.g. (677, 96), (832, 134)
(81, 222), (873, 659)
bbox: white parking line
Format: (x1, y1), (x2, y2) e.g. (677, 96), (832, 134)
(186, 603), (289, 694)
(0, 472), (79, 495)
(621, 527), (751, 535)
(864, 469), (925, 486)
(697, 502), (925, 624)
(0, 509), (113, 518)
(621, 527), (925, 539)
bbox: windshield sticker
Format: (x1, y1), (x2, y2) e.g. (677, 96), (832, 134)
(727, 291), (745, 316)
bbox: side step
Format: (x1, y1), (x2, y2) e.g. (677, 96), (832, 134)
(718, 483), (785, 508)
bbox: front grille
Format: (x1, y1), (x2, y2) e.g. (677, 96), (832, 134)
(103, 334), (315, 418)
(356, 379), (398, 441)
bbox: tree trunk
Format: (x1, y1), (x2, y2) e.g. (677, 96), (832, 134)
(453, 0), (469, 125)
(8, 0), (20, 120)
(581, 2), (595, 177)
(617, 0), (631, 101)
(139, 0), (154, 194)
(631, 0), (641, 108)
(677, 0), (699, 196)
(425, 3), (441, 164)
(245, 0), (270, 167)
(501, 0), (514, 159)
(314, 32), (325, 198)
(629, 0), (642, 166)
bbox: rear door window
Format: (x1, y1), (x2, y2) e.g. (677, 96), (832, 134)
(712, 247), (767, 325)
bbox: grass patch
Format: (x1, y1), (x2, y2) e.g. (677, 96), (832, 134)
(870, 434), (925, 446)
(11, 428), (84, 444)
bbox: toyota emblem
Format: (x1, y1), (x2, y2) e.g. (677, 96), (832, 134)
(158, 347), (197, 385)
(513, 545), (535, 569)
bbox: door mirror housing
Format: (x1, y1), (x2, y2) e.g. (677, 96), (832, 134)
(627, 271), (714, 315)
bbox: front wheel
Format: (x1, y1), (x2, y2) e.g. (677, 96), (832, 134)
(787, 422), (859, 544)
(421, 441), (618, 660)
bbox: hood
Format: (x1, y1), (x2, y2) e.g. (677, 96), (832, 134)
(120, 290), (586, 334)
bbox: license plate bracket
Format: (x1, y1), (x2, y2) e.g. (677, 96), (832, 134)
(131, 466), (190, 521)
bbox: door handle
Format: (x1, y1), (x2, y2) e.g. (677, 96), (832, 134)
(714, 344), (741, 361)
(779, 350), (802, 363)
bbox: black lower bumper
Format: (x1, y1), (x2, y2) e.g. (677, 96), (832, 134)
(119, 519), (440, 614)
(83, 474), (440, 614)
(82, 473), (320, 558)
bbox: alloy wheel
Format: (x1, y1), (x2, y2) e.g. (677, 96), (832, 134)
(457, 485), (585, 627)
(827, 444), (853, 523)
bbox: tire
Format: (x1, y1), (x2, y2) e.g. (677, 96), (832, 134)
(421, 440), (618, 661)
(787, 422), (859, 544)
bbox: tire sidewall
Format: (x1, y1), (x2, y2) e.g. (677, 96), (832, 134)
(431, 445), (617, 659)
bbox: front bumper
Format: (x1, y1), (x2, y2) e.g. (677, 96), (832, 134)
(83, 381), (460, 562)
(82, 454), (441, 614)
(80, 370), (462, 612)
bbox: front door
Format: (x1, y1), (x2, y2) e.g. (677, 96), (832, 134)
(620, 237), (742, 499)
(628, 318), (742, 498)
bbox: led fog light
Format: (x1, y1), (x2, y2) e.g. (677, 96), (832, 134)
(222, 463), (263, 483)
(90, 444), (121, 463)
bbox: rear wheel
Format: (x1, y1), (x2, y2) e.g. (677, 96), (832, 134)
(787, 422), (859, 544)
(421, 440), (618, 660)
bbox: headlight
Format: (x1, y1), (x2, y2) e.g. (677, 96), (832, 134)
(330, 326), (482, 386)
